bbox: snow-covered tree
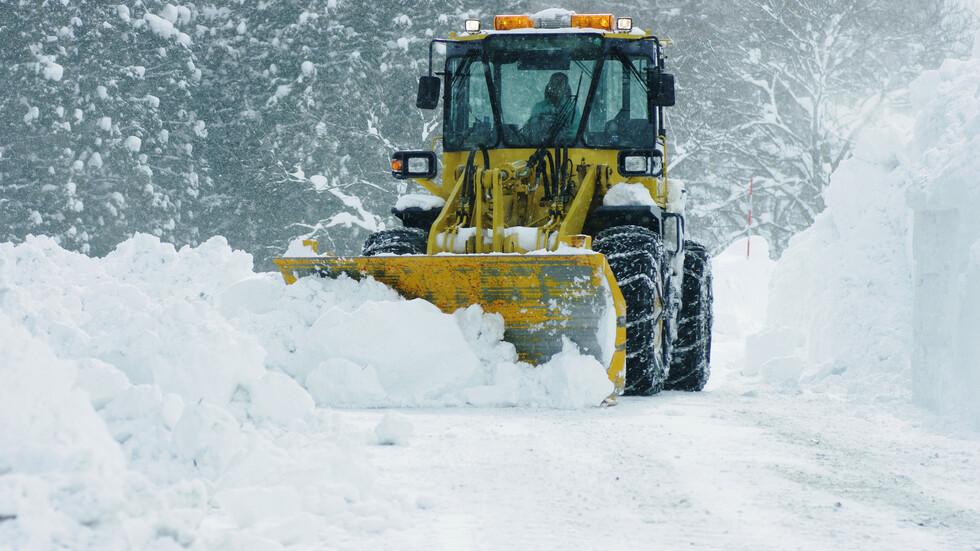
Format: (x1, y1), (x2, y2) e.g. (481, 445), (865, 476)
(189, 1), (516, 266)
(671, 0), (974, 254)
(0, 1), (209, 255)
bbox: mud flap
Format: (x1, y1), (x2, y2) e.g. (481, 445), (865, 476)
(274, 254), (626, 393)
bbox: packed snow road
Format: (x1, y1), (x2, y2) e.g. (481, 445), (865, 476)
(340, 385), (980, 550)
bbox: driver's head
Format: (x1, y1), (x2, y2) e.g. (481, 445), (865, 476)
(545, 73), (571, 106)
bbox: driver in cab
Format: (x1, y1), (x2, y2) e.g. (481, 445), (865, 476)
(522, 72), (580, 142)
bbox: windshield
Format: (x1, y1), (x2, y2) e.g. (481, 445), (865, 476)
(444, 35), (655, 151)
(445, 35), (600, 150)
(583, 53), (655, 149)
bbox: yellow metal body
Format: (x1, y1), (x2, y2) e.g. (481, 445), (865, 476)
(415, 148), (666, 255)
(274, 23), (674, 396)
(274, 253), (627, 392)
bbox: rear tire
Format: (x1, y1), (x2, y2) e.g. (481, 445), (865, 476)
(594, 226), (670, 395)
(362, 227), (427, 256)
(665, 241), (713, 391)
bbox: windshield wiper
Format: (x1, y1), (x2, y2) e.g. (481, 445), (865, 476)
(537, 72), (583, 148)
(614, 50), (649, 94)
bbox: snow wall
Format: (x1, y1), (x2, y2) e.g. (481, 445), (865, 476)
(747, 31), (980, 430)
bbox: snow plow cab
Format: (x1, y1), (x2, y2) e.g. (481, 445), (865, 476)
(275, 9), (713, 396)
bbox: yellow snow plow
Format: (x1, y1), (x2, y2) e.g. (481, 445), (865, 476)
(276, 10), (714, 396)
(274, 252), (627, 391)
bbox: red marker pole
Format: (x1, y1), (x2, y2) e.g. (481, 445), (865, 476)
(747, 178), (753, 258)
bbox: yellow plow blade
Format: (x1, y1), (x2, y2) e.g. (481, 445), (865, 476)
(274, 254), (626, 392)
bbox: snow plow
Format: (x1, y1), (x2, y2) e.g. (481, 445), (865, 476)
(275, 9), (713, 395)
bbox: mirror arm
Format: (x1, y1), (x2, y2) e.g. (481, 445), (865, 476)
(428, 39), (453, 76)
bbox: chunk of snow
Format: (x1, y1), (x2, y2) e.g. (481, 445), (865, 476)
(246, 371), (315, 425)
(306, 358), (388, 407)
(394, 193), (445, 211)
(374, 412), (413, 445)
(603, 182), (656, 207)
(143, 13), (177, 40)
(171, 402), (247, 478)
(42, 62), (64, 81)
(281, 238), (320, 257)
(297, 299), (480, 405)
(124, 136), (141, 152)
(309, 174), (329, 191)
(160, 4), (179, 23)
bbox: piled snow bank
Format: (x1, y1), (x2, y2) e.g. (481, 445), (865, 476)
(905, 46), (980, 429)
(744, 126), (913, 397)
(712, 235), (774, 342)
(218, 271), (614, 410)
(0, 312), (133, 549)
(707, 235), (777, 386)
(0, 235), (615, 412)
(0, 233), (616, 547)
(0, 236), (385, 548)
(747, 34), (980, 429)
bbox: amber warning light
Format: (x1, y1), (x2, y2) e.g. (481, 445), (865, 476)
(493, 15), (534, 30)
(570, 14), (613, 31)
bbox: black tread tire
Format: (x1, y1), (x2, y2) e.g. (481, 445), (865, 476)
(362, 227), (428, 256)
(665, 241), (713, 391)
(594, 225), (670, 396)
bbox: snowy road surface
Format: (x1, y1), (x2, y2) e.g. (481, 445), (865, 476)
(338, 381), (980, 550)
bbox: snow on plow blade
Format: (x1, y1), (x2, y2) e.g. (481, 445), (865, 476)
(274, 254), (626, 392)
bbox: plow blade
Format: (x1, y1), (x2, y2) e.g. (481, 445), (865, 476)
(274, 254), (626, 392)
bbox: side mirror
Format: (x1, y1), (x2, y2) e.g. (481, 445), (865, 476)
(662, 212), (685, 255)
(648, 70), (675, 107)
(417, 76), (441, 109)
(392, 150), (438, 179)
(618, 149), (664, 178)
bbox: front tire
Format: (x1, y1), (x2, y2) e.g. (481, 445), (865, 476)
(594, 226), (670, 395)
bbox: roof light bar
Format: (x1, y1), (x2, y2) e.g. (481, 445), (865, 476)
(493, 12), (622, 31)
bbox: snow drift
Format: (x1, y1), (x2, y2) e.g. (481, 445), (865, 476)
(0, 233), (616, 548)
(747, 31), (980, 430)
